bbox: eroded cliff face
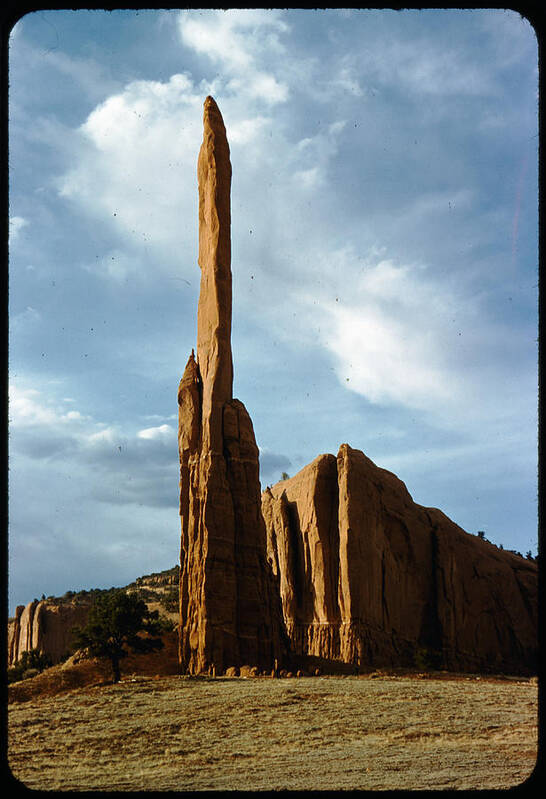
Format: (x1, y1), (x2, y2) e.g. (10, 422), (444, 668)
(8, 601), (92, 667)
(263, 444), (537, 675)
(8, 568), (181, 668)
(177, 97), (286, 675)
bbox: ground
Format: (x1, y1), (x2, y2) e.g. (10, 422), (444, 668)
(8, 663), (538, 791)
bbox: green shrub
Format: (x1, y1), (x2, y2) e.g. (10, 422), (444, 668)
(159, 586), (179, 613)
(413, 646), (442, 671)
(8, 649), (53, 683)
(157, 615), (176, 632)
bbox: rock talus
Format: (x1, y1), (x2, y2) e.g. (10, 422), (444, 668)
(178, 97), (286, 675)
(263, 444), (537, 674)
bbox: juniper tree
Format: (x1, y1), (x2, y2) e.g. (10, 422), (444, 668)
(72, 589), (163, 683)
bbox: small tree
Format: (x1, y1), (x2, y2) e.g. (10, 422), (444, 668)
(281, 471), (290, 481)
(72, 589), (164, 683)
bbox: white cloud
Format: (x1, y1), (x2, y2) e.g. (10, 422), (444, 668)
(137, 423), (175, 441)
(323, 300), (454, 410)
(87, 427), (118, 446)
(298, 251), (460, 412)
(9, 384), (58, 427)
(337, 67), (363, 97)
(228, 115), (270, 145)
(9, 383), (93, 429)
(57, 73), (203, 274)
(9, 215), (28, 241)
(242, 72), (288, 105)
(294, 166), (323, 190)
(64, 410), (86, 421)
(178, 9), (289, 106)
(280, 242), (535, 440)
(296, 119), (346, 163)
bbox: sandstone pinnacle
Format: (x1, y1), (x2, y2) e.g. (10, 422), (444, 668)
(178, 98), (286, 675)
(197, 96), (233, 454)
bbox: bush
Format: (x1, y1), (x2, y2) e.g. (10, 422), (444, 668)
(8, 649), (53, 683)
(413, 646), (442, 671)
(157, 615), (176, 632)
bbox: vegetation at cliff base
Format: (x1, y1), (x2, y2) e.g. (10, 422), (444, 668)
(8, 649), (53, 684)
(72, 589), (164, 683)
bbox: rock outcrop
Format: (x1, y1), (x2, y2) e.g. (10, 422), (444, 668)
(176, 97), (536, 678)
(8, 566), (181, 668)
(8, 600), (92, 667)
(177, 97), (286, 675)
(262, 444), (538, 675)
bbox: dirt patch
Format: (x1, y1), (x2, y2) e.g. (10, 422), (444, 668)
(8, 672), (538, 791)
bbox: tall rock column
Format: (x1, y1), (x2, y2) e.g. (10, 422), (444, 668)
(178, 97), (286, 675)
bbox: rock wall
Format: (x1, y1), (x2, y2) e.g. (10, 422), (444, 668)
(8, 600), (92, 667)
(263, 444), (537, 675)
(177, 97), (286, 675)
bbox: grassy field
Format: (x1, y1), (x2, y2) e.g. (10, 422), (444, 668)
(8, 671), (538, 791)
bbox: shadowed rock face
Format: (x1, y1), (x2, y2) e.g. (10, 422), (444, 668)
(178, 97), (286, 675)
(262, 444), (537, 675)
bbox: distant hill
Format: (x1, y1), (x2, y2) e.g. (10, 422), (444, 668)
(8, 565), (180, 668)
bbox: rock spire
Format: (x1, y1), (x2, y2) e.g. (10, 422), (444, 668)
(196, 96), (233, 454)
(178, 97), (286, 675)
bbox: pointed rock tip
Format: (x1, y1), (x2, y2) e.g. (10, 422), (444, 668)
(186, 349), (198, 369)
(203, 95), (225, 129)
(181, 349), (198, 379)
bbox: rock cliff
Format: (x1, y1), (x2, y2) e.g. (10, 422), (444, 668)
(8, 600), (92, 667)
(8, 567), (180, 668)
(262, 444), (537, 675)
(177, 97), (286, 675)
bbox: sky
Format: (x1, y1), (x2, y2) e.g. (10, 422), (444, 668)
(7, 8), (539, 615)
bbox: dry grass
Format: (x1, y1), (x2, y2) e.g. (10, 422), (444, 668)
(8, 669), (538, 791)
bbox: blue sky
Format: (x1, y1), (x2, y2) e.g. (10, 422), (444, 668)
(8, 9), (538, 614)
